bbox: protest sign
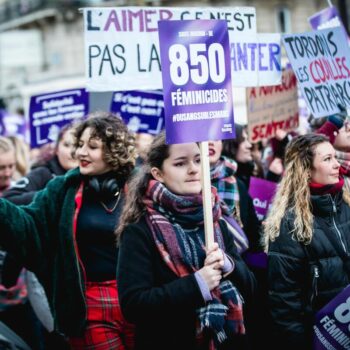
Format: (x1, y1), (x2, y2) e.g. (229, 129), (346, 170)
(283, 27), (350, 118)
(0, 110), (28, 141)
(309, 6), (349, 42)
(247, 68), (299, 142)
(110, 90), (164, 134)
(29, 89), (88, 148)
(314, 285), (350, 350)
(230, 32), (281, 87)
(83, 7), (282, 91)
(2, 113), (28, 141)
(248, 177), (277, 221)
(309, 6), (342, 30)
(159, 19), (234, 247)
(0, 111), (5, 136)
(158, 19), (234, 144)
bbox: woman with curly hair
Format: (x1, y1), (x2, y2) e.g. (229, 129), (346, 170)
(264, 133), (350, 350)
(0, 113), (136, 349)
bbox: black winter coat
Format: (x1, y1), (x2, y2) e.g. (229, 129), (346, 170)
(3, 156), (65, 205)
(237, 178), (262, 252)
(117, 217), (257, 350)
(268, 192), (350, 350)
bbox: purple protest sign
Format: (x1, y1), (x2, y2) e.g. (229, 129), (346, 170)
(29, 89), (89, 148)
(110, 90), (164, 135)
(308, 6), (349, 44)
(248, 176), (277, 221)
(158, 20), (235, 144)
(0, 110), (6, 136)
(2, 113), (28, 141)
(309, 6), (341, 30)
(314, 285), (350, 349)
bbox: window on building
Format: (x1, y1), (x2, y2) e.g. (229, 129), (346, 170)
(276, 6), (291, 33)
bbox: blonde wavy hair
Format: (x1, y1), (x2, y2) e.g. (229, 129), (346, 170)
(0, 136), (14, 154)
(8, 136), (30, 179)
(73, 112), (136, 179)
(264, 133), (350, 250)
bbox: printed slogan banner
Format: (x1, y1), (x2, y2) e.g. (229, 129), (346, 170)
(83, 7), (282, 91)
(159, 20), (234, 144)
(283, 27), (350, 118)
(110, 90), (164, 134)
(29, 89), (88, 148)
(314, 285), (350, 349)
(247, 68), (299, 142)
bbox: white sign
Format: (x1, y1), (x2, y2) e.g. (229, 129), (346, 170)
(83, 7), (282, 91)
(283, 27), (350, 118)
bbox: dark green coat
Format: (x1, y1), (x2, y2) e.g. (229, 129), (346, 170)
(0, 168), (87, 336)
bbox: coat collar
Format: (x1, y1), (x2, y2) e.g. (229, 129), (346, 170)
(310, 192), (343, 217)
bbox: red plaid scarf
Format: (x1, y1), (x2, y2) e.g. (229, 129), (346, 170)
(143, 180), (245, 349)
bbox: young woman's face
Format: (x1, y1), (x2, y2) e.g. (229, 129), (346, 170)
(236, 130), (253, 163)
(75, 127), (112, 176)
(56, 130), (78, 171)
(208, 140), (223, 166)
(334, 122), (350, 152)
(152, 143), (201, 195)
(311, 142), (340, 185)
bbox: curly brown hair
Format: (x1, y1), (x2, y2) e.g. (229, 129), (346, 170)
(73, 111), (136, 179)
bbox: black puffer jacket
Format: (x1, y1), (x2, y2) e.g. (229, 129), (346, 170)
(268, 191), (350, 350)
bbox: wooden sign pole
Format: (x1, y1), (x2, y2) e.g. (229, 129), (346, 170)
(199, 141), (214, 249)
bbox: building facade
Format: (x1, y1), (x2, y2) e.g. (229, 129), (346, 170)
(0, 0), (347, 117)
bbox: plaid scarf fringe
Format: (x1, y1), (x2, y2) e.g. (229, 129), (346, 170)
(197, 280), (245, 346)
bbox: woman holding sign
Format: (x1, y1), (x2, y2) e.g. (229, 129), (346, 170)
(116, 132), (256, 350)
(0, 113), (136, 349)
(264, 133), (350, 350)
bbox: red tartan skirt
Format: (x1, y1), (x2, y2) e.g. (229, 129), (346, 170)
(68, 280), (134, 350)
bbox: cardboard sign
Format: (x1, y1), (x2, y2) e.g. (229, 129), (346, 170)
(247, 68), (299, 142)
(283, 27), (350, 118)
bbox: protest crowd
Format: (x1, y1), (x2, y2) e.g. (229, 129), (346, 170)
(0, 2), (350, 350)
